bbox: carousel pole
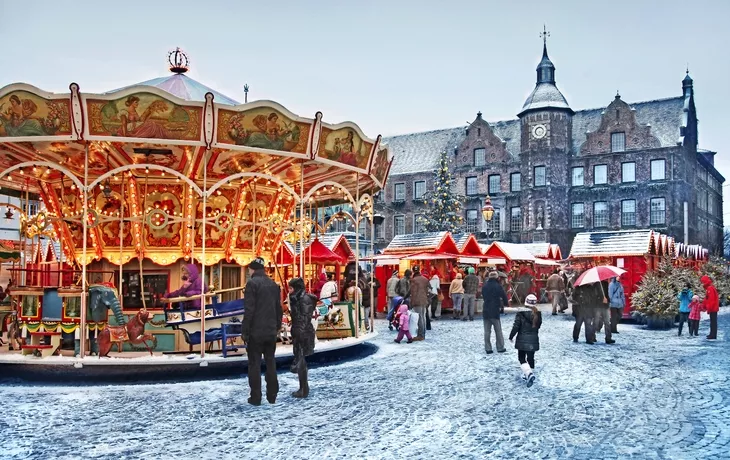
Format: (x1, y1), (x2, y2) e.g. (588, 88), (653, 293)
(79, 143), (89, 358)
(118, 174), (125, 308)
(369, 196), (374, 333)
(354, 173), (360, 338)
(299, 161), (305, 278)
(252, 181), (257, 258)
(200, 149), (208, 359)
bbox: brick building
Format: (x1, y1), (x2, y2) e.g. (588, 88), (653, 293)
(376, 41), (725, 256)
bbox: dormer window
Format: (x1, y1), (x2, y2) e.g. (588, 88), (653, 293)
(611, 132), (625, 152)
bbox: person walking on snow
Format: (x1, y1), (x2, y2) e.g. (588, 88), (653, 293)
(592, 281), (614, 344)
(462, 267), (479, 321)
(571, 283), (595, 344)
(429, 273), (441, 320)
(449, 273), (464, 319)
(677, 283), (693, 337)
(242, 257), (283, 406)
(287, 277), (316, 398)
(393, 302), (413, 344)
(547, 270), (565, 315)
(701, 275), (719, 340)
(688, 294), (702, 337)
(482, 271), (509, 354)
(509, 294), (542, 387)
(386, 271), (400, 322)
(608, 276), (625, 334)
(409, 266), (430, 341)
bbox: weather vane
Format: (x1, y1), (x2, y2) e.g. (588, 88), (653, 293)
(540, 25), (550, 45)
(168, 47), (190, 74)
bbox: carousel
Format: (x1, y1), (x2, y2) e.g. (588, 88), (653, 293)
(0, 49), (392, 380)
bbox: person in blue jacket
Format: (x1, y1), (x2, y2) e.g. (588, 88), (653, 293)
(677, 283), (693, 336)
(608, 276), (625, 334)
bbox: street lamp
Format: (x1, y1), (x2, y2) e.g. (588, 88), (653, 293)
(481, 196), (494, 222)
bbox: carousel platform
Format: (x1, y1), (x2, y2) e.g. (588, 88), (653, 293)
(0, 331), (377, 382)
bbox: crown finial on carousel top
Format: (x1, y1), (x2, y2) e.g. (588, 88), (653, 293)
(168, 47), (190, 74)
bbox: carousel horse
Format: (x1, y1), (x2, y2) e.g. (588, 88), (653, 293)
(88, 285), (157, 357)
(4, 311), (22, 351)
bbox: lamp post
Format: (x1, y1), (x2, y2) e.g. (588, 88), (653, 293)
(481, 196), (494, 222)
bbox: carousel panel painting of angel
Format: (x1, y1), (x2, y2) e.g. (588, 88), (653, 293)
(0, 91), (71, 137)
(321, 128), (371, 170)
(88, 92), (201, 141)
(218, 107), (307, 153)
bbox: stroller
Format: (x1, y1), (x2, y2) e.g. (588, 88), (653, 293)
(388, 296), (406, 331)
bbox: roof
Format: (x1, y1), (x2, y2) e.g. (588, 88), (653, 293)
(385, 96), (687, 177)
(484, 242), (536, 262)
(452, 233), (484, 256)
(569, 230), (656, 258)
(296, 239), (346, 265)
(110, 73), (239, 105)
(519, 82), (571, 115)
(520, 243), (551, 258)
(383, 231), (459, 255)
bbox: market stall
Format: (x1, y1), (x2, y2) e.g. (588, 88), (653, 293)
(570, 230), (671, 317)
(482, 241), (537, 304)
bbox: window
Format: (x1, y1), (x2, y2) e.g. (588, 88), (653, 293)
(488, 175), (501, 194)
(621, 200), (636, 227)
(571, 203), (584, 229)
(611, 132), (626, 152)
(394, 183), (405, 201)
(650, 159), (666, 181)
(474, 148), (486, 167)
(621, 162), (635, 183)
(413, 180), (426, 200)
(510, 207), (522, 233)
(486, 208), (501, 237)
(358, 220), (367, 238)
(413, 214), (425, 233)
(510, 172), (521, 192)
(534, 166), (546, 187)
(394, 215), (405, 236)
(650, 198), (666, 226)
(594, 164), (608, 185)
(593, 201), (608, 228)
(376, 222), (385, 240)
(466, 176), (478, 196)
(466, 209), (479, 233)
(374, 191), (384, 203)
(571, 167), (584, 187)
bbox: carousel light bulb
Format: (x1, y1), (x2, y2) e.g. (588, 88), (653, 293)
(176, 177), (180, 183)
(19, 168), (24, 175)
(145, 167), (150, 174)
(161, 171), (166, 176)
(45, 169), (50, 175)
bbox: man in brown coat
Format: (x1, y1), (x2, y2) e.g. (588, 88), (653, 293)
(409, 266), (430, 341)
(546, 270), (566, 315)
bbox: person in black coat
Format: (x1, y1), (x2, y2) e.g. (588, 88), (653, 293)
(572, 283), (596, 344)
(481, 271), (509, 354)
(288, 277), (316, 398)
(509, 294), (542, 387)
(243, 257), (283, 406)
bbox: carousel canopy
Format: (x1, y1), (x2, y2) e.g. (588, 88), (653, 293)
(0, 49), (393, 267)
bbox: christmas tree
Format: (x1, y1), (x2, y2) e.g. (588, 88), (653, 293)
(700, 256), (730, 304)
(631, 271), (677, 319)
(417, 150), (464, 233)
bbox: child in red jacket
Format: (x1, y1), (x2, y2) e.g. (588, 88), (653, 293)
(688, 295), (702, 337)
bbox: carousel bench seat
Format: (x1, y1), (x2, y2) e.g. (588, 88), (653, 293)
(212, 298), (244, 315)
(183, 327), (223, 346)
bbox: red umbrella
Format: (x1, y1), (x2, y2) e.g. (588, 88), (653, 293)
(574, 265), (626, 287)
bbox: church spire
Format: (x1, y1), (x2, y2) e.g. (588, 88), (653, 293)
(536, 25), (555, 84)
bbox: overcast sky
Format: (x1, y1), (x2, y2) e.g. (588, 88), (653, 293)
(1, 0), (728, 218)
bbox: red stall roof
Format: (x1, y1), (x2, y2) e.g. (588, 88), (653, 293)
(453, 233), (484, 257)
(383, 231), (460, 256)
(483, 242), (536, 262)
(296, 238), (346, 265)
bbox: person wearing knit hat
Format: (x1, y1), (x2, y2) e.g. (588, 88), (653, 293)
(509, 293), (542, 387)
(243, 256), (283, 406)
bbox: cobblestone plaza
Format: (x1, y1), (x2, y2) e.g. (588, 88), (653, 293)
(2, 306), (728, 459)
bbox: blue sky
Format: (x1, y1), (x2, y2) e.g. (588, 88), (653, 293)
(1, 0), (728, 215)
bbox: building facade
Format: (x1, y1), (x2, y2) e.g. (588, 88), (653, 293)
(377, 41), (725, 256)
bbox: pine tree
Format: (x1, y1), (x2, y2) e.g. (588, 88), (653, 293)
(631, 271), (677, 319)
(417, 150), (464, 233)
(700, 256), (730, 304)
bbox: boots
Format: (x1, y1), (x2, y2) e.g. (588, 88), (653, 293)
(292, 366), (309, 398)
(520, 362), (535, 388)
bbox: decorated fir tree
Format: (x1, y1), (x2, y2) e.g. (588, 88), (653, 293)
(631, 271), (677, 319)
(417, 150), (464, 233)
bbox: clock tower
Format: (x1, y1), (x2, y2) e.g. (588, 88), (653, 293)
(517, 27), (574, 247)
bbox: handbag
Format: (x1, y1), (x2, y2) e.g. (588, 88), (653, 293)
(437, 290), (444, 302)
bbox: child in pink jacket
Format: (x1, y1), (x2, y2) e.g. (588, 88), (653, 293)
(688, 295), (702, 337)
(394, 303), (413, 344)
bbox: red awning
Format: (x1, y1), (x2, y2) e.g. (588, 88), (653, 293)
(297, 238), (346, 265)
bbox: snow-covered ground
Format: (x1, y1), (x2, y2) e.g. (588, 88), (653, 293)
(1, 306), (729, 460)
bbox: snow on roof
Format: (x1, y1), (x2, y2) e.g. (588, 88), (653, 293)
(486, 242), (536, 262)
(570, 230), (655, 258)
(520, 243), (551, 258)
(383, 232), (454, 255)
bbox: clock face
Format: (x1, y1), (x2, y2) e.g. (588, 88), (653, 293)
(532, 124), (547, 139)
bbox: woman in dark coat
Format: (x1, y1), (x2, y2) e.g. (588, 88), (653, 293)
(509, 293), (543, 387)
(288, 278), (317, 398)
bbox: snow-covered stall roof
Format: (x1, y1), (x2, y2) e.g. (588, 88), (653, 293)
(484, 242), (536, 262)
(383, 232), (459, 255)
(570, 230), (658, 258)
